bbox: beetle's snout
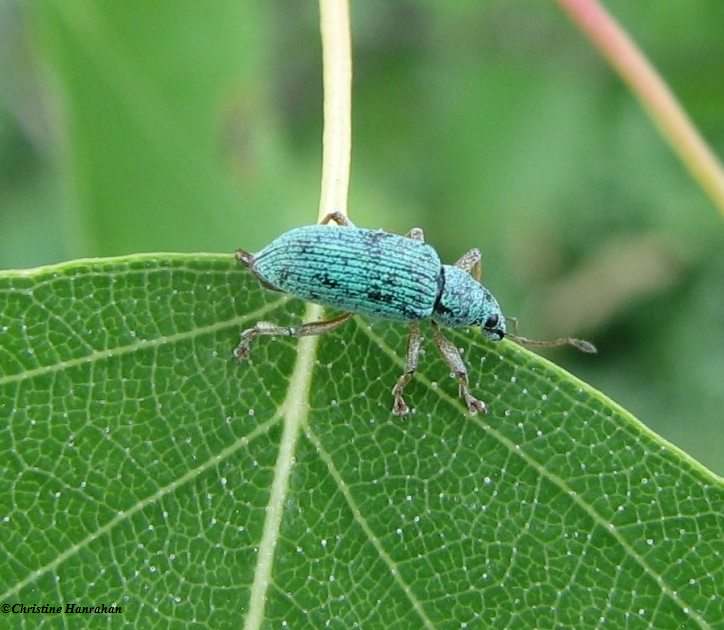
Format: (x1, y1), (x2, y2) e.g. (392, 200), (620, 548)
(483, 325), (505, 342)
(481, 309), (506, 342)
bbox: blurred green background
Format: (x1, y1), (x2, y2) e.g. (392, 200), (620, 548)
(1, 1), (722, 473)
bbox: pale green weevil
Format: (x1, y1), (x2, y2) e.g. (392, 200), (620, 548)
(234, 212), (595, 415)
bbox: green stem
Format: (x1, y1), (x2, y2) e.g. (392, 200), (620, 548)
(558, 0), (724, 217)
(318, 0), (352, 221)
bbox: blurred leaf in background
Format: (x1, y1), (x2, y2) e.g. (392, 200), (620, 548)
(0, 0), (722, 473)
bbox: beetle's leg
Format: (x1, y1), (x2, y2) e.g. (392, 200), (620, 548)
(454, 248), (482, 282)
(234, 248), (254, 267)
(405, 227), (425, 242)
(319, 211), (355, 227)
(431, 322), (487, 415)
(234, 312), (352, 360)
(234, 248), (282, 292)
(391, 322), (423, 416)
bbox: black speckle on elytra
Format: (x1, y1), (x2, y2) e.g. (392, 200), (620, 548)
(367, 289), (394, 304)
(319, 275), (339, 289)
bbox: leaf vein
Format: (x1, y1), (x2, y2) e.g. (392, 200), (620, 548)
(0, 298), (286, 387)
(360, 322), (711, 629)
(1, 414), (281, 601)
(304, 426), (436, 630)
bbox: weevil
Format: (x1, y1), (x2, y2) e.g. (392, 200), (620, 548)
(234, 211), (595, 415)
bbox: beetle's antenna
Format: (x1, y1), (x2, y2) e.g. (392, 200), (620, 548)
(508, 333), (597, 354)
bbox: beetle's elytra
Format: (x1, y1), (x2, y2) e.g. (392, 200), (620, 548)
(252, 225), (442, 321)
(234, 211), (595, 416)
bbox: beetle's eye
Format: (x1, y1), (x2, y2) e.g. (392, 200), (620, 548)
(484, 314), (499, 330)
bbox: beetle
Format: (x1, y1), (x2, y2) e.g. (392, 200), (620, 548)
(234, 211), (595, 415)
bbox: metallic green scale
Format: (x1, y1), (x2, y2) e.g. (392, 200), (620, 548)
(252, 225), (442, 321)
(234, 211), (593, 417)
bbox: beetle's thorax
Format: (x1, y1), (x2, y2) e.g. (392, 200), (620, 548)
(432, 265), (501, 329)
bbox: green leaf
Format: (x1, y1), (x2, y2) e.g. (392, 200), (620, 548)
(1, 255), (722, 628)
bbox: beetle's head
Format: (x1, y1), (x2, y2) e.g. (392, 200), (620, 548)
(434, 266), (597, 353)
(433, 266), (507, 342)
(476, 289), (598, 353)
(479, 290), (506, 342)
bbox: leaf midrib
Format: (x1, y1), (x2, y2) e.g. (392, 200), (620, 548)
(244, 303), (324, 630)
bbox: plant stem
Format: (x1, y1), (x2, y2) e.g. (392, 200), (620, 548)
(318, 0), (352, 221)
(557, 0), (724, 217)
